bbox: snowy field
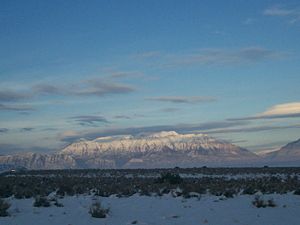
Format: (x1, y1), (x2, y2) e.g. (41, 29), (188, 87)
(1, 193), (300, 225)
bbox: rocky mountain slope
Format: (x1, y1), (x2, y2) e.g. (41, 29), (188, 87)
(264, 138), (300, 165)
(0, 131), (260, 169)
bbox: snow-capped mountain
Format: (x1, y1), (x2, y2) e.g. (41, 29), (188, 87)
(66, 131), (259, 168)
(0, 131), (261, 169)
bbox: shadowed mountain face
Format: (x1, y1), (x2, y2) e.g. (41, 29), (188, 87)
(265, 139), (300, 164)
(0, 131), (259, 169)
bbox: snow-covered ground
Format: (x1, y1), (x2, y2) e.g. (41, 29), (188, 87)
(1, 193), (300, 225)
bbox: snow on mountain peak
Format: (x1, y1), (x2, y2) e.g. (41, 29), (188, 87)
(146, 131), (179, 138)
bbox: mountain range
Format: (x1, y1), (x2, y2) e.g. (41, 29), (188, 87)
(0, 131), (299, 170)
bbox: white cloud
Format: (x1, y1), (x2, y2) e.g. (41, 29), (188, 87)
(264, 5), (300, 23)
(259, 102), (300, 117)
(229, 102), (300, 121)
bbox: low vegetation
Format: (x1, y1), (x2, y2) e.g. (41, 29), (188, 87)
(0, 167), (298, 199)
(252, 195), (276, 208)
(0, 198), (10, 217)
(33, 196), (51, 207)
(89, 201), (109, 218)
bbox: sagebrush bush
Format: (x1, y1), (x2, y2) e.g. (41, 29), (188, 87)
(54, 199), (64, 207)
(33, 196), (51, 207)
(0, 199), (10, 217)
(294, 189), (300, 195)
(252, 195), (276, 208)
(89, 201), (109, 218)
(157, 173), (183, 184)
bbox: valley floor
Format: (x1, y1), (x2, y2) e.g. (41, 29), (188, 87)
(1, 193), (300, 225)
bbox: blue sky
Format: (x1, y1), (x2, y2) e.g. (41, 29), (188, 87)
(1, 0), (300, 154)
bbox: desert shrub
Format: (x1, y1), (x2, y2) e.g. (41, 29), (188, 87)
(252, 195), (266, 208)
(156, 173), (183, 184)
(294, 189), (300, 195)
(57, 185), (74, 196)
(89, 201), (109, 218)
(267, 199), (276, 207)
(0, 199), (10, 217)
(33, 196), (51, 207)
(252, 195), (276, 208)
(242, 187), (256, 195)
(223, 189), (236, 198)
(53, 199), (64, 207)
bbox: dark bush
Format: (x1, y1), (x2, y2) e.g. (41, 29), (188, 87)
(0, 199), (10, 217)
(267, 199), (276, 207)
(294, 189), (300, 195)
(252, 195), (266, 208)
(252, 195), (276, 208)
(54, 199), (64, 207)
(156, 173), (183, 184)
(242, 187), (256, 195)
(223, 189), (236, 198)
(89, 201), (109, 218)
(33, 196), (51, 207)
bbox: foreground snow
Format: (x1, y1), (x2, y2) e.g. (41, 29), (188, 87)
(1, 194), (300, 225)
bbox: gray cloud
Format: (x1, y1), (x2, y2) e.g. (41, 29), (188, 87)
(146, 96), (217, 104)
(0, 128), (9, 134)
(73, 79), (136, 97)
(0, 79), (136, 111)
(32, 84), (63, 95)
(69, 115), (110, 126)
(109, 71), (144, 79)
(114, 115), (131, 119)
(20, 127), (35, 132)
(206, 124), (300, 134)
(59, 120), (248, 143)
(166, 47), (282, 67)
(161, 107), (181, 112)
(0, 103), (35, 111)
(228, 113), (300, 121)
(0, 90), (31, 102)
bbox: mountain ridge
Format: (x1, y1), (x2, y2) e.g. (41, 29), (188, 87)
(0, 131), (299, 169)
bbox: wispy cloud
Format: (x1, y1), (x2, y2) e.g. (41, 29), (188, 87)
(75, 79), (136, 97)
(108, 71), (144, 79)
(0, 128), (9, 134)
(0, 103), (35, 111)
(161, 107), (181, 113)
(69, 115), (110, 126)
(32, 84), (63, 95)
(135, 47), (284, 68)
(134, 51), (162, 59)
(206, 124), (300, 134)
(113, 115), (131, 119)
(20, 127), (35, 132)
(264, 5), (300, 23)
(0, 90), (31, 102)
(0, 78), (136, 109)
(146, 96), (217, 104)
(229, 102), (300, 121)
(242, 18), (256, 25)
